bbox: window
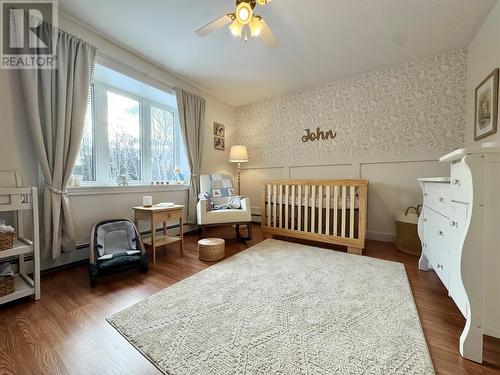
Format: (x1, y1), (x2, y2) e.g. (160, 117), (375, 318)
(107, 91), (141, 182)
(151, 106), (175, 181)
(74, 87), (95, 182)
(74, 64), (185, 186)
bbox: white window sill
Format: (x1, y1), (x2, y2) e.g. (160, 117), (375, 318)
(67, 184), (190, 197)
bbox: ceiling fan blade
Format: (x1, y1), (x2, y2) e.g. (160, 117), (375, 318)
(260, 19), (278, 48)
(196, 14), (233, 37)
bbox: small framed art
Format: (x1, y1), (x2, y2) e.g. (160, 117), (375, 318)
(474, 68), (499, 141)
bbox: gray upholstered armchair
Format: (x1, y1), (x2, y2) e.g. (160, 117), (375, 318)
(197, 174), (252, 239)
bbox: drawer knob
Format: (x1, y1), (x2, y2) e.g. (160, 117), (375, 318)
(438, 197), (445, 203)
(450, 221), (458, 228)
(437, 230), (445, 237)
(423, 218), (427, 222)
(436, 264), (443, 269)
(452, 179), (461, 186)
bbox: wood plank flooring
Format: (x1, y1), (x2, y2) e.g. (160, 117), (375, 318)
(1, 224), (499, 374)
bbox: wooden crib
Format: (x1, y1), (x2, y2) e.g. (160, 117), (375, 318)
(261, 179), (368, 255)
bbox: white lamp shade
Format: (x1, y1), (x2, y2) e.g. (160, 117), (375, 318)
(229, 145), (249, 163)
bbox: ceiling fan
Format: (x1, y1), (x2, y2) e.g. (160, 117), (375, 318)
(196, 0), (278, 48)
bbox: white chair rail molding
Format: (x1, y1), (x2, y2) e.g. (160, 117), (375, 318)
(418, 142), (500, 364)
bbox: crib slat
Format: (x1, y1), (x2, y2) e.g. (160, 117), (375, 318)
(325, 186), (331, 235)
(304, 185), (309, 232)
(318, 185), (323, 234)
(279, 185), (283, 228)
(291, 185), (295, 231)
(311, 185), (316, 233)
(298, 185), (302, 231)
(273, 184), (277, 228)
(285, 185), (289, 230)
(341, 186), (347, 237)
(267, 184), (271, 228)
(350, 186), (355, 238)
(333, 186), (339, 236)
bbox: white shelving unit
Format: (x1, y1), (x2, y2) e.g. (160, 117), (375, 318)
(0, 187), (40, 304)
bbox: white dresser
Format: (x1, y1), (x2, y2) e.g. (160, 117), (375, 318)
(418, 143), (500, 363)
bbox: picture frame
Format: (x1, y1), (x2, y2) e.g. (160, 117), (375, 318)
(214, 136), (225, 151)
(474, 68), (499, 141)
(214, 122), (225, 138)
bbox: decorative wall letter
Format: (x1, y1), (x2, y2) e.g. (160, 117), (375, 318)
(302, 127), (337, 143)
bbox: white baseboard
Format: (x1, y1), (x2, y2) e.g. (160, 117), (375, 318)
(484, 326), (500, 339)
(366, 231), (396, 243)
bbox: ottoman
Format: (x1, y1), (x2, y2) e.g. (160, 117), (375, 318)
(198, 238), (225, 261)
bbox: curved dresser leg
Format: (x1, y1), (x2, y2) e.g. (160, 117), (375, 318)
(418, 252), (429, 271)
(460, 309), (483, 363)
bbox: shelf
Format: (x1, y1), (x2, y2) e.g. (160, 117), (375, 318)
(143, 234), (181, 248)
(0, 238), (33, 259)
(0, 273), (35, 304)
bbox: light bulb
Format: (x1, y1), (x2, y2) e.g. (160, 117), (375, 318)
(229, 19), (243, 37)
(257, 0), (271, 5)
(249, 16), (264, 37)
(236, 2), (253, 25)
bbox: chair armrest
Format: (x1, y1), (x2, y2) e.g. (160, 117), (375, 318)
(240, 197), (251, 212)
(197, 199), (208, 224)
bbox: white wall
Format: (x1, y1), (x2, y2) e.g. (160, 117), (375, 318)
(235, 50), (467, 241)
(466, 0), (500, 146)
(0, 14), (236, 264)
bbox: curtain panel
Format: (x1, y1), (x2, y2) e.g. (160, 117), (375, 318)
(20, 22), (96, 259)
(175, 88), (206, 224)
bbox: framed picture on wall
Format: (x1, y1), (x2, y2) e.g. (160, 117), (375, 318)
(214, 122), (225, 138)
(214, 136), (225, 151)
(474, 68), (499, 141)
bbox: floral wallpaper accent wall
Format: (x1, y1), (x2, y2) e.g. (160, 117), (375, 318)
(235, 50), (466, 166)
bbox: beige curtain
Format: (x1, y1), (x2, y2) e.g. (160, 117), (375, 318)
(175, 88), (206, 224)
(20, 23), (96, 259)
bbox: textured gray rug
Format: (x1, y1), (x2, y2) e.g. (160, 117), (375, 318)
(107, 239), (434, 375)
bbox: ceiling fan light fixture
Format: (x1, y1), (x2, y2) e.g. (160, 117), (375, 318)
(229, 19), (244, 36)
(249, 16), (264, 37)
(236, 2), (253, 25)
(256, 0), (271, 5)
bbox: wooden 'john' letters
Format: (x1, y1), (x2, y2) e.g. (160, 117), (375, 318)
(302, 127), (337, 142)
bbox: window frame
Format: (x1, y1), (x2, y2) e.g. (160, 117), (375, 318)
(80, 81), (181, 187)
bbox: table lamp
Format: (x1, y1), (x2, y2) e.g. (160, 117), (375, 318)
(229, 145), (248, 195)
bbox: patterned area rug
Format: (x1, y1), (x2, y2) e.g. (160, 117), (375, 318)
(107, 239), (434, 375)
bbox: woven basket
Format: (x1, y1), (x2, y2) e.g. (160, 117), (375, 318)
(0, 275), (15, 297)
(198, 238), (225, 261)
(0, 232), (14, 251)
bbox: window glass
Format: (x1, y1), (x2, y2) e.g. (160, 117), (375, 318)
(74, 88), (94, 181)
(107, 91), (141, 182)
(151, 106), (175, 181)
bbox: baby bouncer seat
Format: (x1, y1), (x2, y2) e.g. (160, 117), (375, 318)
(89, 219), (149, 287)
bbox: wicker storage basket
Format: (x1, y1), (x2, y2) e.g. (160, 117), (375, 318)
(0, 275), (15, 297)
(395, 207), (422, 256)
(198, 238), (225, 261)
(0, 232), (14, 251)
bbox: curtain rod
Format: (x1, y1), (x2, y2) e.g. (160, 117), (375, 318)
(95, 51), (176, 93)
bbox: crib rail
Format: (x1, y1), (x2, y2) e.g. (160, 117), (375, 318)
(261, 179), (368, 254)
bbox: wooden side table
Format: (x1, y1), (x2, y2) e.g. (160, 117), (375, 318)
(133, 205), (184, 263)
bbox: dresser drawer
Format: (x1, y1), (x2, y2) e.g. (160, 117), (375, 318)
(424, 182), (450, 218)
(450, 162), (471, 204)
(422, 208), (450, 287)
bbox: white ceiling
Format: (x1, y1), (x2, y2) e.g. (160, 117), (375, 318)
(59, 0), (497, 107)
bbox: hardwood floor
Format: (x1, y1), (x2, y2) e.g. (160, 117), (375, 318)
(1, 224), (499, 374)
